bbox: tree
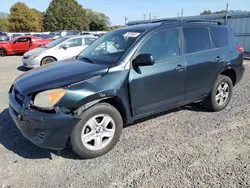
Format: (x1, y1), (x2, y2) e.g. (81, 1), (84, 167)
(43, 0), (89, 31)
(0, 12), (8, 31)
(87, 9), (110, 31)
(30, 9), (44, 32)
(8, 2), (43, 32)
(108, 25), (124, 31)
(200, 10), (212, 15)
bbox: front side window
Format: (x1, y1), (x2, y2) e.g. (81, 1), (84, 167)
(136, 28), (180, 62)
(17, 37), (29, 42)
(63, 38), (83, 48)
(77, 29), (143, 64)
(183, 27), (211, 54)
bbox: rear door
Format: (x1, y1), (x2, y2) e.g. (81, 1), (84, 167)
(183, 27), (226, 101)
(11, 37), (31, 53)
(129, 27), (186, 118)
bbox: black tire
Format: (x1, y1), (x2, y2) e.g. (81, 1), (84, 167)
(70, 103), (123, 159)
(41, 56), (56, 66)
(204, 75), (233, 112)
(0, 47), (6, 57)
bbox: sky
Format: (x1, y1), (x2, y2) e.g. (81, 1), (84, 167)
(0, 0), (249, 25)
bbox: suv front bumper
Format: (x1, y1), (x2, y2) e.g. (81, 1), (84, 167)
(9, 92), (80, 150)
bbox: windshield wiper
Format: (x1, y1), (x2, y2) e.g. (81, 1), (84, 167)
(81, 57), (97, 64)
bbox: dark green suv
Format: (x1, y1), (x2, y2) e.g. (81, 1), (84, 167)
(9, 20), (244, 158)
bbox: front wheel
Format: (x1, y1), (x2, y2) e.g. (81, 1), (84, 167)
(204, 75), (233, 112)
(70, 103), (123, 159)
(0, 48), (6, 57)
(41, 57), (56, 66)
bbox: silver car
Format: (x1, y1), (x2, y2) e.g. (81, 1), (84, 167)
(22, 35), (97, 68)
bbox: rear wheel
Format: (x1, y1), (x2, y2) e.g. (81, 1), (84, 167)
(204, 75), (233, 111)
(0, 48), (6, 57)
(41, 56), (56, 66)
(70, 103), (123, 159)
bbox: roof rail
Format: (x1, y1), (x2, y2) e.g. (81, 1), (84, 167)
(127, 19), (223, 26)
(182, 19), (223, 25)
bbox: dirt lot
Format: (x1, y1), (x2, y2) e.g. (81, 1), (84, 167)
(0, 56), (250, 188)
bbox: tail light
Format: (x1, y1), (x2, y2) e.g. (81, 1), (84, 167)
(236, 45), (244, 54)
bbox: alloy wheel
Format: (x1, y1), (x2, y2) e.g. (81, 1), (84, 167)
(215, 82), (229, 106)
(81, 114), (115, 151)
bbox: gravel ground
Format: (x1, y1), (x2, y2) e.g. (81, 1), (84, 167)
(0, 56), (250, 188)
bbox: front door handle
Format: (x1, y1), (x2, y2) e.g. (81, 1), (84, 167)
(215, 56), (223, 62)
(175, 64), (184, 71)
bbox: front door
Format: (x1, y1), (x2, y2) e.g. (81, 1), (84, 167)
(12, 37), (31, 54)
(56, 38), (85, 61)
(129, 28), (186, 118)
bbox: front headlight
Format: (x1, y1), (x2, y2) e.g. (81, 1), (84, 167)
(34, 88), (67, 108)
(30, 54), (40, 59)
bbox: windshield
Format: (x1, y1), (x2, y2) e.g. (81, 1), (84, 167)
(77, 29), (143, 65)
(45, 37), (68, 48)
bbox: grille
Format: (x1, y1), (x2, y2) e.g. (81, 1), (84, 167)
(13, 88), (24, 106)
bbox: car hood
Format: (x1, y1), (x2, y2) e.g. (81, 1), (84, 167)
(14, 59), (110, 95)
(24, 47), (48, 56)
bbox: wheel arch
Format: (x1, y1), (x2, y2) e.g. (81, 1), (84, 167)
(74, 96), (128, 125)
(219, 68), (236, 86)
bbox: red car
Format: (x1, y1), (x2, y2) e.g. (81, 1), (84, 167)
(0, 35), (52, 57)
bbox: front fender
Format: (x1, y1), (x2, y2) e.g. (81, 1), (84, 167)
(57, 69), (132, 123)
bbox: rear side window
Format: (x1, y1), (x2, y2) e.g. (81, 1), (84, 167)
(183, 28), (211, 54)
(211, 27), (228, 47)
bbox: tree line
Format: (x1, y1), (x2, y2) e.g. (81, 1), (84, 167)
(0, 0), (111, 32)
(200, 10), (248, 15)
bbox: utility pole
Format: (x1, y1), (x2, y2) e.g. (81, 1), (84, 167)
(181, 9), (184, 17)
(177, 13), (180, 17)
(149, 13), (152, 21)
(125, 16), (128, 25)
(225, 3), (229, 24)
(143, 14), (146, 20)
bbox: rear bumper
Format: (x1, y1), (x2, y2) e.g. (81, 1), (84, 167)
(9, 93), (80, 150)
(235, 65), (245, 85)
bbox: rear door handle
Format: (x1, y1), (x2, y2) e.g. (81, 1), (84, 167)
(215, 56), (223, 62)
(175, 64), (184, 71)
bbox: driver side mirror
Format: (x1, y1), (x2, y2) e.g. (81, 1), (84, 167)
(13, 40), (17, 44)
(62, 44), (69, 50)
(132, 53), (155, 67)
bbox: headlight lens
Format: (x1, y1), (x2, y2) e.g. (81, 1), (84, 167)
(30, 54), (40, 59)
(34, 88), (67, 108)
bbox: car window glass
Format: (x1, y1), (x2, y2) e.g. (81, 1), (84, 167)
(137, 28), (180, 62)
(17, 37), (29, 42)
(211, 27), (228, 47)
(183, 28), (211, 54)
(63, 38), (83, 48)
(85, 38), (96, 45)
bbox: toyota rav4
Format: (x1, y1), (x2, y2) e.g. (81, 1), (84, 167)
(9, 20), (245, 159)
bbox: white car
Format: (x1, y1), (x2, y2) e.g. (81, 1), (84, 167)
(22, 35), (97, 68)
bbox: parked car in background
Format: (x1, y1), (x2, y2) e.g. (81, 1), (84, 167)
(0, 35), (52, 57)
(9, 20), (244, 159)
(0, 32), (9, 42)
(51, 30), (81, 40)
(22, 35), (97, 68)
